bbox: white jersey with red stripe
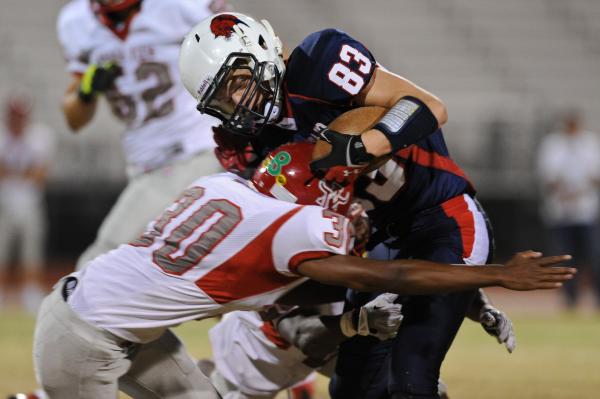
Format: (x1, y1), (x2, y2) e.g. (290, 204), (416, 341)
(210, 303), (343, 397)
(57, 0), (219, 176)
(210, 311), (314, 396)
(68, 173), (353, 343)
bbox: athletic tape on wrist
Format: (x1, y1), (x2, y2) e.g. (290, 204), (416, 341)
(340, 310), (358, 337)
(357, 307), (370, 336)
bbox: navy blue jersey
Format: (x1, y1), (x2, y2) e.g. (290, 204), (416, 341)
(281, 29), (376, 139)
(354, 130), (476, 231)
(278, 29), (474, 229)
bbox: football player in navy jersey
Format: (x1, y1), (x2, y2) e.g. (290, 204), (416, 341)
(180, 13), (517, 399)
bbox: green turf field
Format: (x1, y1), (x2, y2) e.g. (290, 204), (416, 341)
(1, 310), (598, 398)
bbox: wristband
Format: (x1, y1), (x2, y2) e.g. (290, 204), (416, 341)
(78, 65), (98, 103)
(349, 135), (375, 165)
(373, 96), (438, 152)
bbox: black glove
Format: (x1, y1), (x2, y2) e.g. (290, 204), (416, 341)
(309, 128), (374, 172)
(78, 62), (122, 103)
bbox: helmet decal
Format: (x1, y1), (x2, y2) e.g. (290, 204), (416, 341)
(266, 151), (291, 176)
(210, 14), (249, 39)
(180, 13), (286, 137)
(251, 142), (355, 215)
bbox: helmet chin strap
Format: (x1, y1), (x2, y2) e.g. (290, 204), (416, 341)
(263, 101), (281, 123)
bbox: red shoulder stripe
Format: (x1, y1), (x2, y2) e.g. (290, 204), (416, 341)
(196, 207), (303, 304)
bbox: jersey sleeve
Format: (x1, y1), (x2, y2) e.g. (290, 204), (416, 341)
(286, 29), (377, 105)
(272, 205), (355, 276)
(56, 0), (95, 74)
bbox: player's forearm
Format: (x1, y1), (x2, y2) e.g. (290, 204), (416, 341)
(361, 129), (392, 156)
(299, 256), (503, 294)
(62, 81), (96, 132)
(276, 280), (347, 306)
(466, 288), (493, 322)
(355, 260), (504, 295)
(319, 314), (349, 343)
(300, 252), (573, 295)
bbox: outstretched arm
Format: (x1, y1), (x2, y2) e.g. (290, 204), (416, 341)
(297, 250), (574, 295)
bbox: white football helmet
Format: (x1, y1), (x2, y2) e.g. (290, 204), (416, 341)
(179, 12), (285, 136)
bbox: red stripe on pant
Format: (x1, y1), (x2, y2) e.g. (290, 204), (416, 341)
(440, 195), (475, 260)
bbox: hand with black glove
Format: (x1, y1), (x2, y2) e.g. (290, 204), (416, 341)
(480, 305), (516, 353)
(78, 61), (122, 103)
(310, 128), (374, 170)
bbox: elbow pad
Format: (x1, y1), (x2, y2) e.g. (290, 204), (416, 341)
(373, 96), (439, 152)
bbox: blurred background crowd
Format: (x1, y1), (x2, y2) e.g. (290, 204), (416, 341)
(1, 0), (599, 311)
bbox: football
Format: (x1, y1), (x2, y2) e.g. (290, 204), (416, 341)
(312, 106), (391, 171)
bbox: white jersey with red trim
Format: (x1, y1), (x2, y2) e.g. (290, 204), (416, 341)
(68, 173), (353, 343)
(57, 0), (219, 176)
(210, 303), (343, 396)
(210, 311), (314, 396)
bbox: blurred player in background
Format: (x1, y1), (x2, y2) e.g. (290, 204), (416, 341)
(32, 141), (573, 398)
(0, 95), (54, 313)
(180, 13), (515, 399)
(537, 110), (600, 309)
(56, 0), (229, 271)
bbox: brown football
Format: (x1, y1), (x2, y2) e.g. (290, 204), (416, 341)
(312, 106), (390, 171)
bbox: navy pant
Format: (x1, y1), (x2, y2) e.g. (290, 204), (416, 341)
(330, 195), (492, 399)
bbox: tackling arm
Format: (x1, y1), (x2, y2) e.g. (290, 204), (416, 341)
(297, 251), (574, 295)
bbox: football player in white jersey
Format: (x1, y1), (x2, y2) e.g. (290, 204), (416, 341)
(56, 0), (228, 270)
(207, 300), (404, 399)
(32, 141), (574, 398)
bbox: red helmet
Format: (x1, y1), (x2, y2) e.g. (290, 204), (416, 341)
(252, 142), (355, 215)
(91, 0), (141, 38)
